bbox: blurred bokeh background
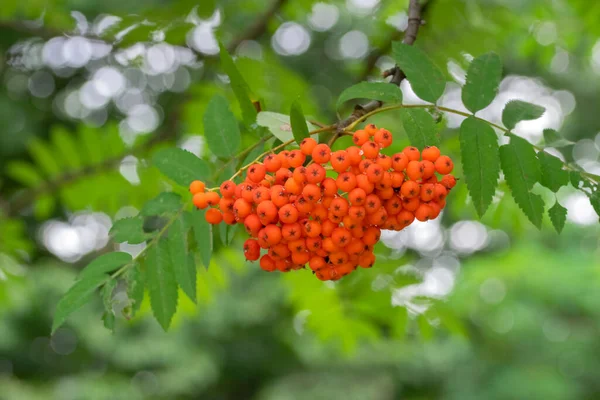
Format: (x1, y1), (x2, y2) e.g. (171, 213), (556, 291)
(1, 0), (600, 399)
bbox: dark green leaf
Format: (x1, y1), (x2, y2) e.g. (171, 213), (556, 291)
(192, 209), (212, 269)
(220, 223), (238, 246)
(290, 100), (310, 145)
(168, 216), (196, 303)
(392, 43), (446, 103)
(548, 201), (567, 234)
(152, 148), (210, 186)
(462, 52), (502, 113)
(400, 108), (439, 149)
(219, 43), (257, 126)
(79, 252), (132, 280)
(110, 216), (146, 244)
(538, 151), (568, 192)
(102, 312), (115, 332)
(29, 137), (61, 178)
(126, 262), (144, 317)
(146, 239), (178, 331)
(543, 128), (574, 148)
(52, 274), (107, 333)
(336, 82), (403, 108)
(499, 136), (544, 228)
(141, 192), (182, 216)
(204, 95), (241, 158)
(51, 127), (81, 170)
(501, 100), (545, 130)
(569, 171), (582, 188)
(588, 191), (600, 220)
(101, 279), (117, 332)
(459, 117), (500, 217)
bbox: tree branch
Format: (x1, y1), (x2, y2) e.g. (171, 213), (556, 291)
(336, 0), (424, 131)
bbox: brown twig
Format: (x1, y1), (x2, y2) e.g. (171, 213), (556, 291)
(336, 0), (424, 132)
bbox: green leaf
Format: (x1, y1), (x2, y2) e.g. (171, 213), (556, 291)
(52, 274), (107, 333)
(168, 216), (196, 303)
(459, 117), (500, 217)
(79, 252), (132, 280)
(29, 137), (61, 178)
(548, 201), (567, 234)
(499, 136), (544, 228)
(462, 52), (502, 113)
(152, 148), (210, 187)
(392, 43), (446, 103)
(219, 43), (257, 126)
(101, 278), (117, 333)
(204, 95), (241, 158)
(110, 216), (146, 244)
(588, 191), (600, 220)
(5, 161), (44, 187)
(290, 100), (310, 145)
(51, 127), (81, 170)
(125, 262), (144, 317)
(220, 223), (238, 246)
(34, 195), (56, 220)
(400, 108), (439, 149)
(501, 100), (545, 130)
(537, 151), (568, 192)
(569, 171), (582, 188)
(102, 312), (115, 332)
(192, 209), (212, 269)
(257, 112), (317, 144)
(543, 128), (574, 148)
(146, 239), (178, 331)
(336, 82), (403, 109)
(140, 192), (182, 216)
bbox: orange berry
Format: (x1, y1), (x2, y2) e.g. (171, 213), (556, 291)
(321, 220), (337, 237)
(219, 197), (234, 213)
(422, 146), (441, 162)
(392, 152), (409, 172)
(373, 128), (393, 148)
(263, 224), (282, 246)
(219, 180), (236, 198)
(353, 129), (370, 146)
(362, 227), (381, 245)
(346, 146), (362, 165)
(233, 198), (252, 219)
(205, 208), (223, 224)
(284, 177), (303, 195)
(421, 160), (435, 179)
(331, 150), (351, 172)
(400, 181), (420, 198)
(429, 202), (442, 219)
(291, 251), (310, 266)
(259, 255), (276, 272)
(321, 178), (338, 197)
(391, 171), (404, 188)
(420, 183), (435, 202)
(274, 168), (292, 185)
(302, 184), (321, 203)
(366, 163), (384, 183)
(364, 123), (378, 136)
(205, 191), (220, 206)
(309, 256), (326, 271)
(305, 163), (326, 184)
(243, 239), (260, 261)
(434, 155), (454, 174)
(358, 252), (375, 268)
(303, 220), (322, 237)
(293, 166), (307, 183)
(300, 137), (318, 155)
(415, 203), (433, 222)
(356, 174), (375, 194)
(193, 193), (209, 209)
(403, 146), (420, 161)
(278, 204), (299, 223)
(384, 197), (403, 215)
(222, 212), (236, 225)
(397, 210), (415, 226)
(348, 206), (366, 221)
(312, 143), (331, 164)
(364, 194), (382, 214)
(441, 174), (457, 189)
(330, 197), (349, 217)
(330, 251), (348, 265)
(247, 164), (266, 183)
(434, 183), (448, 202)
(361, 141), (380, 159)
(189, 180), (205, 195)
(263, 153), (282, 172)
(331, 227), (352, 247)
(336, 172), (357, 192)
(243, 214), (262, 236)
(288, 150), (306, 168)
(402, 196), (421, 212)
(406, 160), (424, 180)
(348, 188), (367, 206)
(376, 154), (392, 170)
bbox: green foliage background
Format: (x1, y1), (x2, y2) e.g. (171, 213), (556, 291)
(1, 0), (600, 398)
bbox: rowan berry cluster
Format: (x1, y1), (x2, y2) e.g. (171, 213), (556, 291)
(189, 124), (456, 281)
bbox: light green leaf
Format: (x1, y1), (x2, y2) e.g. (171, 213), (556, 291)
(146, 239), (178, 331)
(499, 136), (544, 228)
(392, 42), (446, 103)
(462, 52), (502, 113)
(110, 216), (146, 244)
(140, 192), (182, 216)
(548, 201), (567, 234)
(52, 274), (107, 333)
(79, 252), (132, 280)
(290, 100), (310, 145)
(79, 125), (104, 166)
(219, 43), (257, 126)
(102, 278), (117, 332)
(51, 127), (82, 170)
(152, 148), (210, 187)
(34, 195), (56, 220)
(102, 312), (115, 332)
(28, 137), (61, 178)
(501, 100), (545, 130)
(125, 262), (144, 317)
(204, 95), (241, 158)
(257, 112), (317, 144)
(538, 151), (568, 192)
(168, 216), (196, 303)
(543, 128), (574, 148)
(400, 108), (439, 149)
(336, 82), (403, 108)
(459, 117), (500, 217)
(192, 209), (212, 269)
(5, 161), (44, 187)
